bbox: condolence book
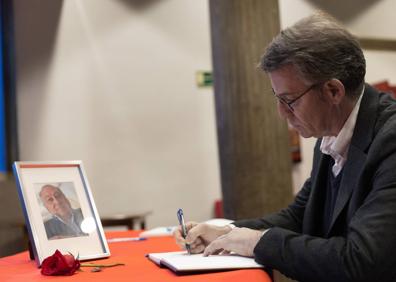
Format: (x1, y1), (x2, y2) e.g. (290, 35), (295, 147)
(147, 251), (264, 273)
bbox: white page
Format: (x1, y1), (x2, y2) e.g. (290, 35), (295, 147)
(148, 251), (263, 272)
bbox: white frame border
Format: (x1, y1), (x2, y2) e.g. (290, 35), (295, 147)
(13, 161), (110, 266)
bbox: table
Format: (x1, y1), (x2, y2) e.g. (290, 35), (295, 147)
(0, 231), (272, 282)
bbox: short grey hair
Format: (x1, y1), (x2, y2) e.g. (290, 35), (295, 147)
(39, 184), (62, 198)
(261, 11), (366, 98)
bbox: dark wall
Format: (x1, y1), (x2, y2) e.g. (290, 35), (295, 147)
(0, 177), (26, 257)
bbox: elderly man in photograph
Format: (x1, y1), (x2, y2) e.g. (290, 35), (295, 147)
(39, 184), (87, 240)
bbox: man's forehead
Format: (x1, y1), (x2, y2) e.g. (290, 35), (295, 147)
(41, 186), (61, 196)
(269, 66), (307, 95)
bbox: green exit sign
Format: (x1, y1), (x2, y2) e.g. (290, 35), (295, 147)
(196, 71), (213, 87)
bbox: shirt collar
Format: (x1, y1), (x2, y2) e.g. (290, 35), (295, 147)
(320, 86), (364, 162)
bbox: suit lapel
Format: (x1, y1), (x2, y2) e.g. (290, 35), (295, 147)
(326, 146), (366, 235)
(326, 85), (378, 235)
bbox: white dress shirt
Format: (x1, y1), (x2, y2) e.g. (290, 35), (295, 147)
(320, 87), (364, 176)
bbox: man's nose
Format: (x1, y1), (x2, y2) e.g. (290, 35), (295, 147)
(52, 197), (59, 206)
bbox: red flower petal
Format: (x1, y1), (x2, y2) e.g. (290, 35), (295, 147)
(41, 250), (80, 276)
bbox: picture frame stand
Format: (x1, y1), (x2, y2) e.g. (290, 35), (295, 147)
(28, 240), (34, 260)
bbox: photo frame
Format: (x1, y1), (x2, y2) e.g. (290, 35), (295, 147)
(13, 161), (110, 266)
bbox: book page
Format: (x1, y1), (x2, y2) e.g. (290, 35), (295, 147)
(148, 251), (263, 272)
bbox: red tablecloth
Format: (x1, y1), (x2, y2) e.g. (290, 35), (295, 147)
(0, 231), (271, 282)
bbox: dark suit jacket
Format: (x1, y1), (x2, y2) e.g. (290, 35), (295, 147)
(234, 85), (396, 282)
(44, 208), (88, 240)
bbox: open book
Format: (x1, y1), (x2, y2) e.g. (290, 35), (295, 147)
(147, 251), (264, 273)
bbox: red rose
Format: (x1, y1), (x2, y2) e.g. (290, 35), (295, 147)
(41, 250), (80, 276)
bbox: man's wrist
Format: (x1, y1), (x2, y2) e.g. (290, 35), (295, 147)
(228, 223), (236, 230)
(222, 224), (234, 234)
(227, 224), (270, 237)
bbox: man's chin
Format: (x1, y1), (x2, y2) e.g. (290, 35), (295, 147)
(290, 126), (311, 139)
(56, 211), (72, 220)
(299, 132), (313, 138)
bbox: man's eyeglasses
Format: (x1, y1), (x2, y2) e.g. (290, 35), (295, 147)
(272, 83), (319, 112)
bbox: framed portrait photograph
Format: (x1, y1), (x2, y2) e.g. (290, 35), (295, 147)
(13, 161), (110, 266)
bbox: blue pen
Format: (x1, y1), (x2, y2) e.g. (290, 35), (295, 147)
(177, 208), (191, 254)
(107, 237), (147, 243)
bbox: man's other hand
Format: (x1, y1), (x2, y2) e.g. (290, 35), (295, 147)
(203, 227), (263, 257)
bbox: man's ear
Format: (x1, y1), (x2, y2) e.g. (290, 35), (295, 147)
(323, 79), (345, 104)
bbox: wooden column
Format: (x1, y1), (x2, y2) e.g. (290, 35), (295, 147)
(209, 0), (293, 220)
